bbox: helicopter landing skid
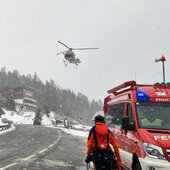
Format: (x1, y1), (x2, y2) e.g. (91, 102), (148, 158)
(63, 60), (68, 67)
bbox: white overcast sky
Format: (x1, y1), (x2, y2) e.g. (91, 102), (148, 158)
(0, 0), (170, 101)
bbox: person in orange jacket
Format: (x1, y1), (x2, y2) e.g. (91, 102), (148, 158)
(85, 115), (121, 170)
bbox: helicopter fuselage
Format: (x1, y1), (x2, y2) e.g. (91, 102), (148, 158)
(64, 50), (75, 62)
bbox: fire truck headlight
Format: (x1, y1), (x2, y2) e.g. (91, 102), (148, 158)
(143, 142), (166, 160)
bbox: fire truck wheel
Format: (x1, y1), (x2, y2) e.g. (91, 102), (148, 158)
(133, 162), (142, 170)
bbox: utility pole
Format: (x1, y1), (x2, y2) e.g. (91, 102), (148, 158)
(155, 55), (166, 83)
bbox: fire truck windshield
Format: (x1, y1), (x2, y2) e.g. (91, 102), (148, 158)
(136, 102), (170, 130)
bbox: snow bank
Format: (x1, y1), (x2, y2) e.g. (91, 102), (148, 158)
(22, 111), (35, 124)
(41, 115), (53, 125)
(1, 108), (57, 125)
(1, 108), (24, 124)
(55, 126), (89, 138)
(1, 108), (35, 124)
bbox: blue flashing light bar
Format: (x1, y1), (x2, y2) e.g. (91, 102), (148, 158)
(136, 88), (150, 102)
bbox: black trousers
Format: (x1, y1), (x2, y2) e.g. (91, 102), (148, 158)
(92, 149), (114, 170)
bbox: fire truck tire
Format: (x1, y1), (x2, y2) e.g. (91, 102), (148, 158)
(133, 162), (142, 170)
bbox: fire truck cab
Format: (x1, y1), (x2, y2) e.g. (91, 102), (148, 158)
(104, 81), (170, 170)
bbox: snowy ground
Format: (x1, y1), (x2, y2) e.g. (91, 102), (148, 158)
(0, 108), (91, 138)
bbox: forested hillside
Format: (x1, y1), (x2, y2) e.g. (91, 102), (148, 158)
(0, 67), (102, 125)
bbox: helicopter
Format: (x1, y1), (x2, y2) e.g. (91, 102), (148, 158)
(56, 41), (99, 67)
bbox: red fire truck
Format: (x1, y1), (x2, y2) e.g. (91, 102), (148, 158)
(103, 81), (170, 170)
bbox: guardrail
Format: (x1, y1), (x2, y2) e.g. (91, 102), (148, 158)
(0, 123), (11, 131)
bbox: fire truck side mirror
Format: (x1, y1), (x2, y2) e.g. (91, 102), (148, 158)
(122, 116), (134, 132)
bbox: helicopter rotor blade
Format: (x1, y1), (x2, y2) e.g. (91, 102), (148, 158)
(72, 48), (99, 50)
(58, 41), (70, 49)
(56, 50), (67, 55)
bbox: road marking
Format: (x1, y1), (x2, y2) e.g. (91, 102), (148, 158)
(0, 130), (61, 170)
(38, 148), (48, 153)
(0, 162), (17, 170)
(48, 143), (54, 148)
(22, 154), (35, 161)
